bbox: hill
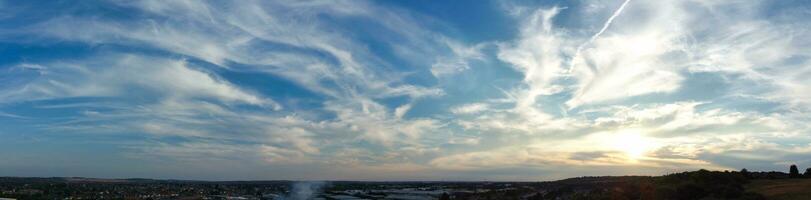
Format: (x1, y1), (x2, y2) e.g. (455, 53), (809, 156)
(2, 169), (809, 199)
(746, 178), (811, 200)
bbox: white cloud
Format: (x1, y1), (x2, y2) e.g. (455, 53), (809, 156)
(448, 137), (480, 145)
(324, 98), (442, 145)
(2, 0), (811, 179)
(568, 0), (632, 73)
(1, 54), (277, 109)
(565, 0), (691, 107)
(498, 6), (568, 110)
(9, 0), (459, 152)
(450, 103), (489, 114)
(430, 39), (487, 77)
(394, 103), (412, 119)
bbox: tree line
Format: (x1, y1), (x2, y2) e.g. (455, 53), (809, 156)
(740, 164), (811, 179)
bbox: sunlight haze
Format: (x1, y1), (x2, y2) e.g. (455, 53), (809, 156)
(1, 0), (810, 182)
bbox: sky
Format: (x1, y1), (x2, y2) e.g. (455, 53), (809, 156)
(1, 0), (810, 181)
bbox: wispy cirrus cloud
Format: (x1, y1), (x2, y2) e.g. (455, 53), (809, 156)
(0, 0), (810, 180)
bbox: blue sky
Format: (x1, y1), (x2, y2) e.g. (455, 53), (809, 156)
(1, 0), (811, 181)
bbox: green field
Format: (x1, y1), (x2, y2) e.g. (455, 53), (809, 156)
(747, 179), (811, 200)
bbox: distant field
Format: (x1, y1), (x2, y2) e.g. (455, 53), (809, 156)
(747, 179), (811, 200)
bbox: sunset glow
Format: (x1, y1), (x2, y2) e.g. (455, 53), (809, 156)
(1, 0), (810, 181)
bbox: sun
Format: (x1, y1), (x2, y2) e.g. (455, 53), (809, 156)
(612, 131), (655, 160)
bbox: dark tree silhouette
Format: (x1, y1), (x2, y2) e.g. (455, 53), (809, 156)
(789, 165), (800, 178)
(805, 168), (811, 178)
(439, 192), (451, 200)
(740, 168), (750, 178)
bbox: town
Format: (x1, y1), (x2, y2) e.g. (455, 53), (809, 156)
(2, 165), (811, 200)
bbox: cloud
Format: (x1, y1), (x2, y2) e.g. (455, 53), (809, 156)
(2, 54), (277, 109)
(0, 111), (27, 119)
(1, 0), (810, 180)
(430, 39), (487, 77)
(564, 0), (692, 107)
(323, 98), (443, 145)
(497, 6), (568, 108)
(429, 145), (719, 173)
(451, 103), (489, 114)
(568, 0), (632, 73)
(5, 0), (456, 146)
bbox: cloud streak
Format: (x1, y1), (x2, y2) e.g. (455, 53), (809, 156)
(568, 0), (632, 74)
(0, 0), (810, 180)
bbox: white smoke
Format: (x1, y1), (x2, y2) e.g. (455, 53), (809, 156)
(279, 181), (327, 200)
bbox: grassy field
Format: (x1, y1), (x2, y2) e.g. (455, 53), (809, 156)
(747, 179), (811, 200)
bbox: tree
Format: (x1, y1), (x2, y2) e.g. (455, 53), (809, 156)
(439, 192), (451, 200)
(805, 168), (811, 178)
(740, 168), (750, 179)
(789, 165), (800, 178)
